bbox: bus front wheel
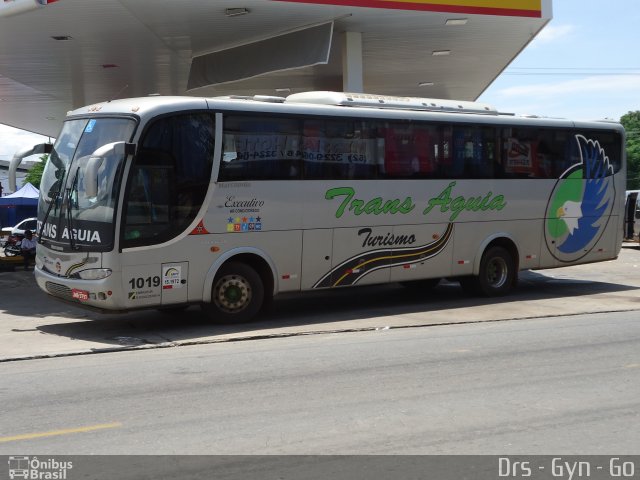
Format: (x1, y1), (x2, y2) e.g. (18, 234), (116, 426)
(204, 262), (264, 323)
(461, 246), (515, 297)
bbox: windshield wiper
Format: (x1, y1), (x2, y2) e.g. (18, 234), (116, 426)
(37, 189), (61, 244)
(65, 166), (81, 251)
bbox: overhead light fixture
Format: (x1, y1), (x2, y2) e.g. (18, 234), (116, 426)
(275, 88), (291, 93)
(432, 50), (451, 56)
(418, 82), (434, 87)
(225, 8), (249, 17)
(445, 18), (468, 26)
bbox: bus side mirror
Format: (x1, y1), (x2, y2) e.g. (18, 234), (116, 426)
(8, 142), (53, 192)
(84, 142), (135, 197)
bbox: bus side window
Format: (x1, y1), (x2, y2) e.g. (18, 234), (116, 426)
(433, 125), (453, 178)
(502, 127), (539, 178)
(220, 115), (302, 181)
(447, 126), (497, 179)
(381, 122), (435, 179)
(302, 118), (379, 180)
(581, 130), (623, 175)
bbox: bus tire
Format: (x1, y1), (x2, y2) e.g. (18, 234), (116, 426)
(476, 246), (515, 297)
(204, 262), (264, 323)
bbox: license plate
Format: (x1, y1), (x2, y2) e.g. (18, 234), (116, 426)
(72, 289), (90, 301)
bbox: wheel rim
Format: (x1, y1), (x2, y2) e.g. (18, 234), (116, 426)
(486, 256), (508, 289)
(213, 274), (252, 313)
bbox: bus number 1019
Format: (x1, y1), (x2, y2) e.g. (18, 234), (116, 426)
(129, 276), (161, 289)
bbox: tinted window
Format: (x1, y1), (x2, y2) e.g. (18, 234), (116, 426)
(499, 128), (621, 178)
(220, 115), (301, 181)
(302, 118), (381, 180)
(579, 130), (623, 174)
(380, 122), (436, 178)
(122, 112), (215, 247)
(217, 113), (622, 181)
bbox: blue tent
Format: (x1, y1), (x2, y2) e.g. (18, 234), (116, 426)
(0, 182), (38, 229)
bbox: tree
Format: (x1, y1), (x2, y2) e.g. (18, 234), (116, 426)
(23, 153), (48, 189)
(621, 111), (640, 190)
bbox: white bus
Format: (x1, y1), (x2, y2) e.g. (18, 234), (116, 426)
(34, 92), (626, 323)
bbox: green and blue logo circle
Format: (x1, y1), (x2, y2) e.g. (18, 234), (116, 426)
(545, 135), (615, 263)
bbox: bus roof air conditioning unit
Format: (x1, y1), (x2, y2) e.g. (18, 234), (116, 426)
(285, 91), (498, 115)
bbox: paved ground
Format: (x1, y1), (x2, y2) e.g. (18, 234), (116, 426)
(2, 243), (640, 362)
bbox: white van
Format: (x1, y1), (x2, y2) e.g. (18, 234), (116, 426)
(1, 217), (37, 237)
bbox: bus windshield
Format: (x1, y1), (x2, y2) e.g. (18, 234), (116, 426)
(38, 117), (136, 251)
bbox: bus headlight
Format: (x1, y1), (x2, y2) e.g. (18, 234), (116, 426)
(72, 268), (113, 280)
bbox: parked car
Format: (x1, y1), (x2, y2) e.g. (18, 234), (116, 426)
(1, 217), (38, 237)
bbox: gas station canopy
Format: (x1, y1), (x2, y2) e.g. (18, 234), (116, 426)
(0, 0), (551, 137)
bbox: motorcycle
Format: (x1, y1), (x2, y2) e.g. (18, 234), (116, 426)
(2, 233), (23, 257)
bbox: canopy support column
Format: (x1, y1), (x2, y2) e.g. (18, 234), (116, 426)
(342, 31), (363, 93)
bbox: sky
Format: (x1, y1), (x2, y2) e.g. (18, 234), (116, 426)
(478, 0), (640, 120)
(1, 0), (639, 176)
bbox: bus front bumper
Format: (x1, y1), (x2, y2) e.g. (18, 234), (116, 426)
(34, 266), (126, 312)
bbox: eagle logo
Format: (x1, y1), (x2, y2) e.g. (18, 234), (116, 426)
(545, 135), (615, 262)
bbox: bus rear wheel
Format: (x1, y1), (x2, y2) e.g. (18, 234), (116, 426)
(461, 246), (515, 297)
(204, 262), (264, 323)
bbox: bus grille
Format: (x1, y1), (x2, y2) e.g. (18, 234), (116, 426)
(45, 281), (74, 301)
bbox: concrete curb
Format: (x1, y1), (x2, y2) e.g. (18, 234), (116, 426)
(3, 308), (640, 363)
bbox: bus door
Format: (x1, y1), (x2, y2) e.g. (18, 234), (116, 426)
(301, 229), (333, 289)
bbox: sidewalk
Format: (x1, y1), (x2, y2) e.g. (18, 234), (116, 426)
(2, 244), (640, 362)
(0, 254), (25, 271)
